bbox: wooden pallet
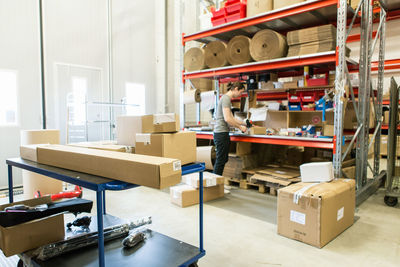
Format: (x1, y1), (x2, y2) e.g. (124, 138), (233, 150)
(225, 178), (277, 196)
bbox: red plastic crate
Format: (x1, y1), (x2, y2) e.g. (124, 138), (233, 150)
(301, 104), (315, 111)
(226, 12), (246, 22)
(225, 3), (246, 14)
(211, 16), (227, 26)
(211, 7), (226, 18)
(306, 75), (328, 87)
(288, 93), (301, 103)
(301, 92), (316, 102)
(226, 0), (242, 5)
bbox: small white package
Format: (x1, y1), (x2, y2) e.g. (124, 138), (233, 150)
(300, 162), (334, 183)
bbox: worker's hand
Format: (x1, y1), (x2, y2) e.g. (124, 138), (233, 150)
(239, 125), (248, 133)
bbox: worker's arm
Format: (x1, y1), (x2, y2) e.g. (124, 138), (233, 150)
(223, 107), (247, 132)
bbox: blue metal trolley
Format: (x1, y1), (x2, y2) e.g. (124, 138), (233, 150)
(6, 158), (206, 267)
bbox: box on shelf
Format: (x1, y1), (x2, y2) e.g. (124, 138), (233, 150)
(249, 126), (267, 135)
(323, 124), (334, 136)
(0, 197), (64, 257)
(247, 0), (273, 17)
(182, 171), (225, 188)
(300, 162), (334, 183)
(273, 0), (305, 10)
(342, 166), (355, 179)
(236, 142), (252, 156)
(383, 110), (390, 125)
(277, 179), (356, 248)
(283, 81), (298, 89)
(24, 144), (182, 190)
(170, 184), (224, 208)
(135, 131), (196, 165)
(344, 101), (374, 130)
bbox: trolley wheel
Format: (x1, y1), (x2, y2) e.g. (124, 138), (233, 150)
(189, 261), (198, 267)
(17, 259), (24, 267)
(384, 196), (398, 207)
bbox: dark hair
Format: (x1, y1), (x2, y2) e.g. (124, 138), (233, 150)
(227, 81), (245, 91)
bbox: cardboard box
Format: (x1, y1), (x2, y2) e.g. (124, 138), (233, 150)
(236, 142), (252, 156)
(344, 102), (374, 130)
(283, 81), (298, 89)
(32, 145), (181, 189)
(0, 197), (64, 257)
(117, 114), (180, 146)
(323, 124), (334, 136)
(274, 0), (305, 10)
(182, 171), (224, 188)
(170, 184), (224, 208)
(20, 144), (41, 162)
(249, 126), (267, 135)
(247, 0), (273, 17)
(342, 166), (355, 179)
(383, 110), (389, 125)
(277, 179), (355, 248)
(135, 131), (196, 165)
(68, 141), (130, 153)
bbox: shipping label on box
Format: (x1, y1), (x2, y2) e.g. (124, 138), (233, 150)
(277, 179), (355, 248)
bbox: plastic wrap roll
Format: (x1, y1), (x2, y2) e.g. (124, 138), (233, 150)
(200, 91), (216, 110)
(250, 29), (288, 61)
(20, 130), (63, 199)
(183, 89), (201, 104)
(184, 47), (206, 71)
(196, 146), (216, 170)
(204, 41), (228, 68)
(226, 35), (252, 65)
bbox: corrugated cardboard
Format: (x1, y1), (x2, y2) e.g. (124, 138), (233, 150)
(236, 142), (252, 156)
(34, 145), (181, 189)
(249, 126), (267, 135)
(383, 110), (389, 125)
(274, 0), (305, 10)
(342, 166), (355, 179)
(117, 114), (180, 146)
(277, 179), (355, 248)
(68, 141), (130, 153)
(0, 197), (64, 257)
(182, 172), (224, 188)
(283, 81), (298, 89)
(170, 184), (224, 208)
(323, 124), (334, 136)
(247, 0), (273, 17)
(287, 25), (336, 46)
(135, 131), (196, 165)
(20, 144), (41, 162)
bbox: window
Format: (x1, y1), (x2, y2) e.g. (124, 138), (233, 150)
(0, 70), (18, 125)
(67, 76), (87, 126)
(125, 83), (146, 115)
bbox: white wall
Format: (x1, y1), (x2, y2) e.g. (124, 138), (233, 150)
(0, 0), (42, 187)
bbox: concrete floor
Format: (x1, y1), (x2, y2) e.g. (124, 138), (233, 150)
(79, 184), (400, 267)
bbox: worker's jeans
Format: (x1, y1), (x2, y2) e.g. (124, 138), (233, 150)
(213, 132), (230, 175)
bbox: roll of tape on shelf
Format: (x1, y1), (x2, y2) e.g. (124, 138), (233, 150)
(250, 29), (288, 61)
(200, 91), (216, 111)
(184, 47), (206, 71)
(20, 130), (63, 199)
(226, 35), (252, 65)
(183, 89), (201, 104)
(196, 146), (216, 170)
(204, 41), (228, 68)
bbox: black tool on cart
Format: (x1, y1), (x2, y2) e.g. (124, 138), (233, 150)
(67, 216), (92, 229)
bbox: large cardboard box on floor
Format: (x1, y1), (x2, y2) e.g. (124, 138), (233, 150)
(277, 179), (355, 248)
(0, 196), (64, 257)
(135, 131), (196, 165)
(170, 184), (224, 208)
(247, 0), (273, 17)
(117, 114), (180, 146)
(22, 144), (182, 189)
(274, 0), (305, 10)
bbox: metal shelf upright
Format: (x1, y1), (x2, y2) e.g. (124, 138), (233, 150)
(181, 0), (391, 204)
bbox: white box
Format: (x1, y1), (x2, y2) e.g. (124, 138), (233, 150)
(300, 162), (334, 183)
(182, 171), (224, 189)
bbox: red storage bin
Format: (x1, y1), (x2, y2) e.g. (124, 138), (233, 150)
(301, 92), (316, 102)
(211, 16), (227, 26)
(225, 3), (246, 15)
(226, 0), (242, 5)
(306, 74), (328, 87)
(301, 104), (315, 111)
(226, 11), (246, 22)
(288, 92), (301, 103)
(211, 7), (227, 18)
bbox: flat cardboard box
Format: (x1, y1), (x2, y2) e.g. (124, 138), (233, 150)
(182, 171), (224, 188)
(0, 197), (64, 257)
(170, 184), (224, 208)
(323, 124), (334, 136)
(20, 144), (42, 162)
(236, 142), (252, 156)
(117, 114), (180, 146)
(249, 126), (266, 135)
(68, 141), (130, 153)
(277, 179), (355, 248)
(283, 81), (298, 89)
(274, 0), (305, 10)
(135, 131), (196, 165)
(247, 0), (273, 18)
(34, 145), (181, 189)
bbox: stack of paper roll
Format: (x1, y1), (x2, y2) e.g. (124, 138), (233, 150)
(250, 29), (288, 61)
(286, 24), (351, 57)
(204, 41), (228, 68)
(196, 146), (216, 170)
(20, 130), (63, 199)
(183, 89), (201, 105)
(184, 47), (206, 71)
(226, 35), (252, 65)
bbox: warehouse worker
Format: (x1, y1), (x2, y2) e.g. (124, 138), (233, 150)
(214, 82), (247, 175)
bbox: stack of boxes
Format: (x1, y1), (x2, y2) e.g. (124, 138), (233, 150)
(170, 172), (225, 207)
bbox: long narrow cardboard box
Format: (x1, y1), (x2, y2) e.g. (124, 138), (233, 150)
(21, 144), (182, 189)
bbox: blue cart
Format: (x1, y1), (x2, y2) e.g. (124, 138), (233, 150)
(6, 158), (206, 267)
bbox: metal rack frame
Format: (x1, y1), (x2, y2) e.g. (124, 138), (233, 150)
(6, 158), (206, 267)
(181, 0), (392, 204)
